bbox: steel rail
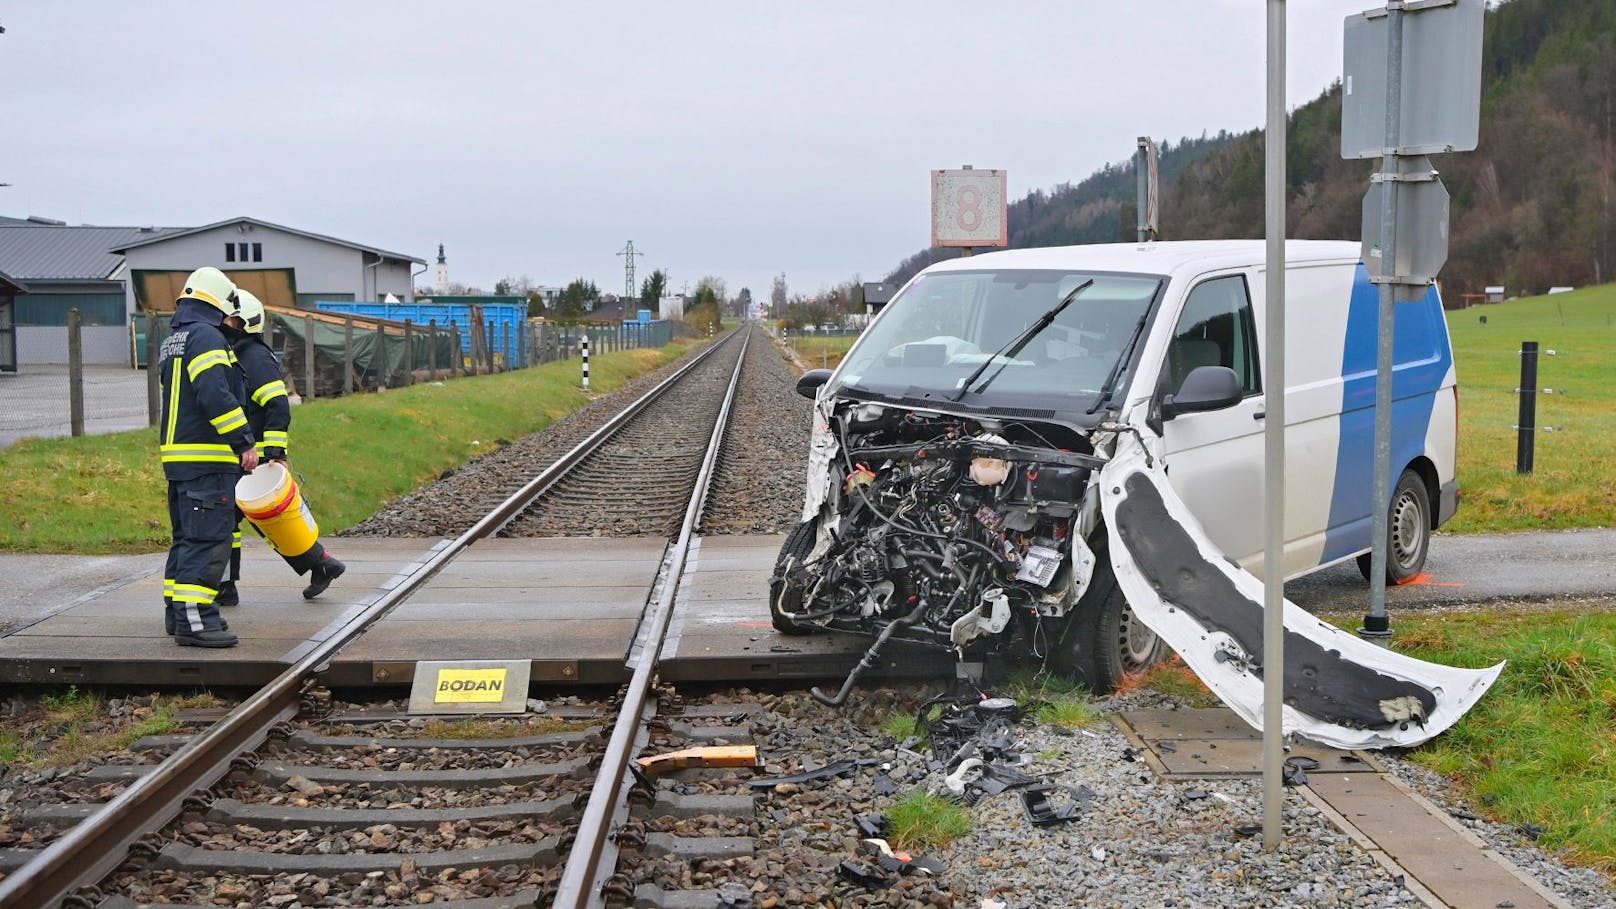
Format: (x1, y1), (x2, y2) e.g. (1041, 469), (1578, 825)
(550, 328), (751, 907)
(0, 329), (746, 909)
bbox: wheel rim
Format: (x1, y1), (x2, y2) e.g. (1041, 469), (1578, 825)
(1118, 604), (1160, 670)
(1389, 487), (1426, 572)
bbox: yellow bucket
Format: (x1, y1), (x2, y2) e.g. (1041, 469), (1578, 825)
(236, 462), (319, 558)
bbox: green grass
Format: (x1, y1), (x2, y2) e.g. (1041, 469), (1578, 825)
(782, 334), (857, 371)
(1353, 609), (1616, 874)
(0, 341), (699, 553)
(885, 789), (973, 852)
(1122, 658), (1222, 708)
(879, 712), (922, 742)
(1445, 285), (1616, 531)
(1004, 669), (1104, 727)
(3, 687), (182, 767)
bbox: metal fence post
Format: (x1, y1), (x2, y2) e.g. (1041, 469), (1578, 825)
(403, 319), (414, 386)
(450, 323), (462, 377)
(342, 317), (355, 395)
(68, 307), (84, 437)
(145, 312), (160, 426)
(375, 322), (386, 389)
(485, 320), (495, 374)
(1517, 340), (1539, 474)
(304, 315), (317, 399)
(502, 321), (511, 371)
(428, 319), (438, 380)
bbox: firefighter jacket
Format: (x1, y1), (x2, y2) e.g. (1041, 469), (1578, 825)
(158, 300), (255, 481)
(232, 335), (291, 460)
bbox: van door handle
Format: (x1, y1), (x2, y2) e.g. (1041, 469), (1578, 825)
(1253, 411), (1266, 421)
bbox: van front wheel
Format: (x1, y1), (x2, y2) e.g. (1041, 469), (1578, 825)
(1052, 534), (1170, 691)
(1356, 469), (1431, 584)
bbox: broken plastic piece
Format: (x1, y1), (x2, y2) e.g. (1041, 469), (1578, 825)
(944, 757), (985, 795)
(964, 762), (1039, 805)
(854, 813), (887, 838)
(634, 745), (759, 777)
(836, 860), (891, 890)
(1282, 755), (1319, 787)
(748, 758), (877, 789)
(1020, 782), (1082, 826)
(871, 772), (897, 796)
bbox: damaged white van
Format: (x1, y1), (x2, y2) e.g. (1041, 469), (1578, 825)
(774, 240), (1497, 748)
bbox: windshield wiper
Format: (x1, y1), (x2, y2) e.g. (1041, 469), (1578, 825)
(1084, 309), (1150, 415)
(951, 279), (1094, 402)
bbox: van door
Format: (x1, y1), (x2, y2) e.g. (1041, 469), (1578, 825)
(1159, 272), (1266, 564)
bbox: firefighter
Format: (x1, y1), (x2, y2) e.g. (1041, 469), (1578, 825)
(223, 290), (346, 598)
(158, 267), (257, 647)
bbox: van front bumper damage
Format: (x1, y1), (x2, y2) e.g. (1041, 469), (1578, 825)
(1099, 435), (1500, 751)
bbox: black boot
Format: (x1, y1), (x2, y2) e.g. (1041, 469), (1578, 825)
(216, 581), (240, 607)
(176, 627), (239, 648)
(302, 554), (346, 599)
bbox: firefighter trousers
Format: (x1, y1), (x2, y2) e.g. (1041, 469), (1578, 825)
(164, 473), (236, 635)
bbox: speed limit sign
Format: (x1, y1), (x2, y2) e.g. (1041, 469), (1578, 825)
(931, 167), (1007, 248)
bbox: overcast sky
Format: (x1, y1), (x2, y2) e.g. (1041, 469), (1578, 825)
(2, 2), (1378, 299)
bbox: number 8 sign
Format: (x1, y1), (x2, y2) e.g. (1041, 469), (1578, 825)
(931, 168), (1008, 248)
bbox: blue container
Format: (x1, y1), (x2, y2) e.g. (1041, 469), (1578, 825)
(637, 309), (652, 324)
(313, 299), (527, 360)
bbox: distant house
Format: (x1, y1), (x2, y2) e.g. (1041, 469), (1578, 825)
(1484, 285), (1506, 303)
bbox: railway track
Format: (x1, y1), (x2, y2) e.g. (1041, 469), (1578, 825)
(0, 327), (758, 909)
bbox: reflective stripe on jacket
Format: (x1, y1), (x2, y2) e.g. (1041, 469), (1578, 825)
(232, 335), (292, 460)
(158, 300), (255, 481)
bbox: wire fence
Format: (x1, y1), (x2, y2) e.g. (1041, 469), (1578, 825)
(2, 307), (676, 447)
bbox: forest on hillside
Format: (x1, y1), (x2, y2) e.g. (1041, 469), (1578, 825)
(887, 0), (1616, 298)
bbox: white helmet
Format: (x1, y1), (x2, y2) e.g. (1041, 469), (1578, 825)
(236, 289), (266, 335)
(178, 267), (239, 316)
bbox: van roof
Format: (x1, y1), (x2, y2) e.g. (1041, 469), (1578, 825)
(922, 239), (1361, 280)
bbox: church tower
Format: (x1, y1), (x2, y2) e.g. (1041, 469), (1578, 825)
(433, 243), (450, 294)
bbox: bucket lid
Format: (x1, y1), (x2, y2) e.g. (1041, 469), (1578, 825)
(236, 461), (288, 500)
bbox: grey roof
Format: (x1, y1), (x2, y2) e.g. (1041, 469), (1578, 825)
(0, 225), (179, 281)
(111, 216), (426, 265)
(0, 269), (28, 293)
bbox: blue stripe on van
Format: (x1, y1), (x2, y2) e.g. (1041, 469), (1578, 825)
(1321, 265), (1453, 564)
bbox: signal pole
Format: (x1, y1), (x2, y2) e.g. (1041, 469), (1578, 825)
(617, 241), (643, 306)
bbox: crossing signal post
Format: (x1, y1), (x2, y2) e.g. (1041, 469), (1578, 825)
(1342, 0), (1483, 641)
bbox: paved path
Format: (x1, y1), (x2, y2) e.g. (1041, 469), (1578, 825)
(1285, 527), (1616, 612)
(0, 366), (151, 448)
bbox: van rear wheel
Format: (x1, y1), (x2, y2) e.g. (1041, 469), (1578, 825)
(1356, 469), (1431, 585)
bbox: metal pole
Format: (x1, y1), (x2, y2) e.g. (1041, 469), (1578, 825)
(1261, 0), (1287, 852)
(428, 319), (438, 380)
(303, 315), (317, 399)
(1136, 143), (1150, 242)
(1365, 0), (1406, 641)
(145, 312), (160, 426)
(1516, 341), (1538, 474)
(343, 318), (355, 396)
(581, 334), (591, 390)
(403, 319), (414, 386)
(67, 308), (85, 437)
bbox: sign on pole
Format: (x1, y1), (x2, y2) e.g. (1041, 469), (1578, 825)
(1136, 138), (1160, 241)
(1344, 0), (1483, 642)
(931, 167), (1008, 248)
(1342, 0), (1484, 159)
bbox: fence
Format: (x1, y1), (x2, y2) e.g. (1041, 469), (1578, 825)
(2, 308), (676, 448)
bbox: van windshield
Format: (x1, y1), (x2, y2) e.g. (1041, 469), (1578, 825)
(832, 269), (1165, 411)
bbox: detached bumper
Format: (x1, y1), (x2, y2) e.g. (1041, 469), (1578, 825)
(1437, 479), (1461, 527)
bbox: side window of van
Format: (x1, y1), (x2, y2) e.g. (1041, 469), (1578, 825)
(1166, 275), (1260, 395)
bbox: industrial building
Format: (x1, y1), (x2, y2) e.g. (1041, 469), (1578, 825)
(0, 215), (424, 367)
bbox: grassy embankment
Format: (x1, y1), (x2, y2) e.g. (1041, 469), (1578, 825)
(780, 332), (857, 371)
(1318, 608), (1616, 875)
(0, 341), (699, 554)
(1443, 285), (1616, 532)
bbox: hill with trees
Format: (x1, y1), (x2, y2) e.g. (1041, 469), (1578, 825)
(888, 0), (1615, 298)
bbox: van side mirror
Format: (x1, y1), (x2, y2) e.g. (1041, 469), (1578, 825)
(795, 368), (833, 400)
(1161, 365), (1242, 418)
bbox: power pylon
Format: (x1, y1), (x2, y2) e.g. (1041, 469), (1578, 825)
(616, 241), (643, 303)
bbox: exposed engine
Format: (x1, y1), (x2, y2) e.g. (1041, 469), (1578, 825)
(771, 402), (1107, 704)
